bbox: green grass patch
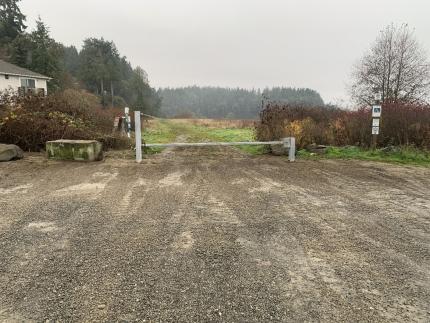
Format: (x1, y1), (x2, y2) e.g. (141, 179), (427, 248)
(298, 146), (430, 166)
(142, 119), (266, 155)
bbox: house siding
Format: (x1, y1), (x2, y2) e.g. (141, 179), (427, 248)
(0, 73), (48, 94)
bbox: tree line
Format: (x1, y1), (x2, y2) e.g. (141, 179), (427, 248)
(158, 86), (325, 119)
(0, 0), (161, 114)
(2, 1), (428, 119)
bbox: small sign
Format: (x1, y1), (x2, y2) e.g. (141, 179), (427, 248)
(372, 105), (382, 117)
(372, 118), (380, 127)
(124, 107), (130, 114)
(372, 126), (380, 135)
(374, 93), (382, 102)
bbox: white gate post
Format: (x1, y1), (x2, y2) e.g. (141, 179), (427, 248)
(288, 137), (295, 162)
(135, 110), (142, 163)
(283, 137), (295, 162)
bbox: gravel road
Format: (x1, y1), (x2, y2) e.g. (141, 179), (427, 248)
(0, 147), (429, 322)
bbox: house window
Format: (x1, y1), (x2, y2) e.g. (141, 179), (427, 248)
(5, 74), (9, 79)
(21, 78), (36, 88)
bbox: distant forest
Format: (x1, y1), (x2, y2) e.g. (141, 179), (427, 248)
(158, 87), (325, 119)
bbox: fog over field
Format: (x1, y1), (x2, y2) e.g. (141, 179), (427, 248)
(21, 0), (430, 104)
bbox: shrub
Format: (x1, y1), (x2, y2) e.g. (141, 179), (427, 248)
(256, 102), (430, 149)
(256, 104), (343, 148)
(0, 89), (130, 151)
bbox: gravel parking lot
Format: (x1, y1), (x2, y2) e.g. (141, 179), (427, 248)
(0, 147), (429, 322)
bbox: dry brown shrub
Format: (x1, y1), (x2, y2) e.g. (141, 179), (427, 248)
(170, 118), (255, 129)
(0, 90), (130, 151)
(256, 102), (430, 148)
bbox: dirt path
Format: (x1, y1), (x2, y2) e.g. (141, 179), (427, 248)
(0, 148), (429, 322)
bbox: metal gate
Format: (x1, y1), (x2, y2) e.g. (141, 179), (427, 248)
(134, 111), (295, 163)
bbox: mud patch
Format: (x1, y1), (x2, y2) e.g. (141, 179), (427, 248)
(0, 184), (32, 195)
(53, 172), (118, 197)
(231, 178), (247, 185)
(27, 221), (57, 232)
(159, 171), (186, 187)
(173, 231), (195, 250)
(56, 182), (106, 194)
(248, 176), (282, 193)
(199, 196), (241, 224)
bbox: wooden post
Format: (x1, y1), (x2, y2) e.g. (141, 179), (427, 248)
(372, 134), (377, 149)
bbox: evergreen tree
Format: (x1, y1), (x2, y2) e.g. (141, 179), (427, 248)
(62, 45), (79, 76)
(158, 86), (325, 119)
(10, 17), (63, 92)
(0, 0), (26, 47)
(79, 38), (121, 105)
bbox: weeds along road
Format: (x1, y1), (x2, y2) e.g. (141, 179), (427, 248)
(0, 147), (429, 322)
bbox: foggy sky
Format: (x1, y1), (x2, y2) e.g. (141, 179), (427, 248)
(20, 0), (430, 104)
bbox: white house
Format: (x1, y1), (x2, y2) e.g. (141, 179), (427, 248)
(0, 59), (51, 96)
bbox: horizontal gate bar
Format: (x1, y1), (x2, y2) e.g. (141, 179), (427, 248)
(143, 141), (287, 148)
(133, 111), (296, 163)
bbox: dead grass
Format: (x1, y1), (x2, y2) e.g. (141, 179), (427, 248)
(168, 118), (256, 129)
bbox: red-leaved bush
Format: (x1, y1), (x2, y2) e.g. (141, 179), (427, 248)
(256, 103), (430, 148)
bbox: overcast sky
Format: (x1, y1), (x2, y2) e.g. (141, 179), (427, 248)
(21, 0), (430, 104)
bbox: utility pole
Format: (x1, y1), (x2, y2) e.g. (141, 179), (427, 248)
(371, 90), (382, 149)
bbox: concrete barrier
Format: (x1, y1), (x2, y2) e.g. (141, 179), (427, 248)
(46, 140), (103, 161)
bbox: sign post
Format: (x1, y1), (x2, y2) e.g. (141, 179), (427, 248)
(371, 92), (382, 149)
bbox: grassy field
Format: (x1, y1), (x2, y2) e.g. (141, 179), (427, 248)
(298, 146), (430, 167)
(142, 118), (267, 155)
(142, 118), (430, 166)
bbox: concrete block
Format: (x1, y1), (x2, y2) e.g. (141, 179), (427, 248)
(46, 140), (103, 161)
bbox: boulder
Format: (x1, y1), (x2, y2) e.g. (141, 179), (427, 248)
(46, 140), (103, 161)
(380, 145), (400, 153)
(306, 144), (328, 155)
(0, 144), (24, 162)
(270, 143), (288, 156)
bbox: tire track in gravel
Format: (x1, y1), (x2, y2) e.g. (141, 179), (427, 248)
(198, 155), (430, 322)
(1, 150), (430, 322)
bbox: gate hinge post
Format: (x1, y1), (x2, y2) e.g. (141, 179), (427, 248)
(135, 110), (142, 163)
(283, 137), (295, 162)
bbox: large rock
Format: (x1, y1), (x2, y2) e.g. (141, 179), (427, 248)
(270, 144), (288, 156)
(380, 145), (401, 153)
(46, 140), (103, 161)
(306, 144), (328, 155)
(0, 144), (24, 162)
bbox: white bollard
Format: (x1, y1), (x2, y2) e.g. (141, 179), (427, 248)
(283, 137), (295, 162)
(288, 137), (295, 162)
(135, 110), (142, 163)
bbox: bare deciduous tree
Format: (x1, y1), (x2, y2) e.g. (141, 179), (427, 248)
(351, 24), (430, 105)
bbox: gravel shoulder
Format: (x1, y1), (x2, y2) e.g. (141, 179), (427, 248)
(0, 148), (429, 322)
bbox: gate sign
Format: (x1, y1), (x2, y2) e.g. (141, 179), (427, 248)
(372, 105), (382, 117)
(372, 118), (380, 127)
(372, 126), (380, 135)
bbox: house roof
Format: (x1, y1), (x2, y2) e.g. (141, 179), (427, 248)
(0, 59), (51, 80)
